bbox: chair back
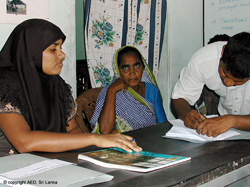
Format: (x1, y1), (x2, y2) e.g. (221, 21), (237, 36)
(76, 87), (102, 132)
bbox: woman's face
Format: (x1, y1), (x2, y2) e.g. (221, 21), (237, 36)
(119, 52), (143, 88)
(42, 39), (66, 75)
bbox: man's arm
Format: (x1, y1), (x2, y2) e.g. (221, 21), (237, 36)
(171, 98), (205, 129)
(234, 115), (250, 131)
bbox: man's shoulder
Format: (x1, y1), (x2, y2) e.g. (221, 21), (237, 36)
(192, 42), (226, 62)
(201, 41), (226, 52)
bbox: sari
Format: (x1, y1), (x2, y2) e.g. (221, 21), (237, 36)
(90, 46), (165, 133)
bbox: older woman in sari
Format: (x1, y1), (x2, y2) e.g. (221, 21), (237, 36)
(91, 46), (167, 134)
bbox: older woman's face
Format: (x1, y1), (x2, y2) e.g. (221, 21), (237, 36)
(119, 52), (143, 88)
(42, 39), (66, 75)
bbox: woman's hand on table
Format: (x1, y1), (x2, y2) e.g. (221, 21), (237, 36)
(94, 133), (142, 153)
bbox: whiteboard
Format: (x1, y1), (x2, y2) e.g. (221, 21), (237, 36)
(204, 0), (250, 44)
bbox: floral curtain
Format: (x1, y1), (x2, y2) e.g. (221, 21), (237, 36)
(84, 0), (166, 88)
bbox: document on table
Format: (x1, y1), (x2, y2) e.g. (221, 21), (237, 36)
(1, 159), (72, 179)
(0, 153), (113, 187)
(163, 117), (241, 143)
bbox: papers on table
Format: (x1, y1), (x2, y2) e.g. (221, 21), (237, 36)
(163, 118), (241, 143)
(1, 159), (72, 179)
(0, 153), (113, 187)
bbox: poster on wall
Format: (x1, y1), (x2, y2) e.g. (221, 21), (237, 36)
(0, 0), (50, 24)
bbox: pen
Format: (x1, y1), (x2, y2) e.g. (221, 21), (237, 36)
(194, 103), (201, 116)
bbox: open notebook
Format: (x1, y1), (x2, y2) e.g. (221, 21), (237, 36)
(163, 115), (241, 143)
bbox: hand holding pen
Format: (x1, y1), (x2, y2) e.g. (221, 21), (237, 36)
(194, 103), (202, 117)
(194, 102), (206, 125)
(194, 102), (206, 121)
(183, 103), (206, 129)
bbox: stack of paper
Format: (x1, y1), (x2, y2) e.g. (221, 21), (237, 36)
(0, 153), (113, 187)
(163, 119), (241, 143)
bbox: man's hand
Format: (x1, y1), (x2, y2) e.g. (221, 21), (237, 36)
(196, 115), (236, 137)
(184, 110), (206, 129)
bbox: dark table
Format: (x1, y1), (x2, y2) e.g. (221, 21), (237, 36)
(34, 122), (250, 187)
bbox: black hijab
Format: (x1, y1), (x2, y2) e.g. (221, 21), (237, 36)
(0, 19), (72, 132)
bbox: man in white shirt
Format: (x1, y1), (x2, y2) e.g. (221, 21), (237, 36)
(171, 32), (250, 137)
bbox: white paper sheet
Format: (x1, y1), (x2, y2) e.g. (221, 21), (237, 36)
(164, 118), (241, 142)
(0, 153), (114, 187)
(1, 159), (73, 179)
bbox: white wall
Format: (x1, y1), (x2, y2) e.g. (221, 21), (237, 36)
(157, 0), (203, 120)
(0, 0), (77, 98)
(50, 0), (76, 98)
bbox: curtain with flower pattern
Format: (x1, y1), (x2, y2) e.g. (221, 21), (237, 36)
(84, 0), (166, 88)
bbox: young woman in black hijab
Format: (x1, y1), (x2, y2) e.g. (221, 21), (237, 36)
(0, 19), (141, 155)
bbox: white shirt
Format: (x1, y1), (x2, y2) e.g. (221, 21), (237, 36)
(172, 41), (250, 116)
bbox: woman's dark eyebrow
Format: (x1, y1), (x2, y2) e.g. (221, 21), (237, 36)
(134, 61), (142, 65)
(120, 61), (142, 68)
(50, 41), (60, 46)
